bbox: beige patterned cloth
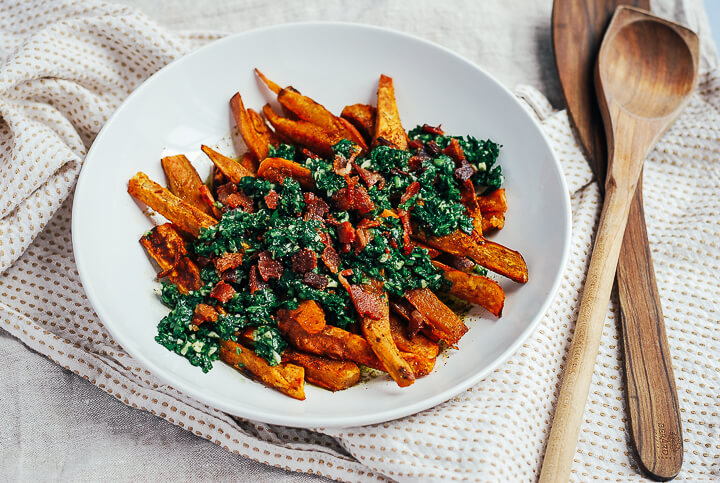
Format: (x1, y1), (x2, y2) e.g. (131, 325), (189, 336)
(1, 0), (719, 481)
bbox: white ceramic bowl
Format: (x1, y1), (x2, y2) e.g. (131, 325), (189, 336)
(72, 22), (571, 428)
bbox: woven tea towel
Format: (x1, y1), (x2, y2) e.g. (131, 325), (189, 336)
(1, 0), (719, 481)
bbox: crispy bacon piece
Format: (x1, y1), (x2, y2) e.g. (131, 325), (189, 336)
(192, 303), (219, 325)
(321, 246), (341, 274)
(421, 124), (444, 135)
(224, 191), (254, 212)
(210, 281), (235, 304)
(400, 181), (420, 208)
(216, 182), (237, 204)
(302, 272), (328, 290)
(399, 211), (413, 254)
(338, 275), (385, 320)
(336, 221), (356, 244)
(352, 162), (385, 189)
(291, 248), (317, 274)
(353, 228), (373, 253)
(249, 265), (268, 293)
(301, 148), (320, 160)
(442, 138), (475, 183)
(264, 190), (279, 209)
(214, 252), (244, 273)
(356, 218), (382, 229)
(408, 139), (423, 150)
(425, 140), (441, 157)
(333, 154), (352, 177)
(303, 192), (329, 221)
(351, 185), (375, 214)
(257, 251), (284, 281)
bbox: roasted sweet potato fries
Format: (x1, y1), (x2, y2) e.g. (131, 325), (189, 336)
(127, 71), (528, 400)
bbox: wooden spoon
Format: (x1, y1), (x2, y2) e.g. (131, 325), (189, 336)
(539, 7), (698, 483)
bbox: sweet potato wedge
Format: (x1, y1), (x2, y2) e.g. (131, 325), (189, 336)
(201, 145), (255, 184)
(219, 339), (305, 400)
(478, 188), (507, 232)
(277, 312), (384, 371)
(263, 104), (342, 158)
(230, 93), (269, 165)
(288, 299), (326, 334)
(139, 223), (203, 293)
(478, 188), (507, 213)
(400, 351), (435, 377)
(254, 68), (282, 94)
(161, 154), (215, 217)
(432, 261), (505, 316)
(341, 104), (376, 142)
(236, 327), (360, 391)
(128, 172), (217, 238)
(389, 314), (439, 360)
(414, 229), (528, 283)
(373, 74), (407, 150)
(257, 157), (316, 191)
(357, 280), (415, 387)
(405, 288), (468, 346)
(282, 350), (361, 391)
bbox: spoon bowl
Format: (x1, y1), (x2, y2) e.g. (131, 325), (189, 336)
(601, 19), (696, 119)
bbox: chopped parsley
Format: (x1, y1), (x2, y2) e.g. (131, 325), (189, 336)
(151, 125), (502, 370)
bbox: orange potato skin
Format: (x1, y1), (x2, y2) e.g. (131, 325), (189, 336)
(373, 74), (408, 150)
(341, 104), (376, 142)
(219, 339), (305, 400)
(282, 350), (361, 391)
(263, 104), (342, 158)
(257, 157), (316, 191)
(139, 223), (203, 293)
(404, 288), (468, 346)
(358, 280), (415, 387)
(201, 145), (255, 184)
(432, 261), (505, 317)
(128, 172), (217, 238)
(161, 154), (215, 216)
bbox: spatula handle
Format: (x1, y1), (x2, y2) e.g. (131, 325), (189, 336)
(539, 183), (634, 483)
(617, 178), (683, 480)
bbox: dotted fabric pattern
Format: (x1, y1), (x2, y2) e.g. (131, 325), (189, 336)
(0, 1), (718, 482)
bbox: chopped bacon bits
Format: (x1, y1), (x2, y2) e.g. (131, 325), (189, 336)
(399, 210), (413, 254)
(340, 268), (354, 277)
(264, 189), (280, 209)
(337, 221), (356, 244)
(249, 265), (268, 293)
(339, 278), (385, 320)
(421, 123), (444, 135)
(354, 228), (373, 253)
(425, 140), (441, 157)
(225, 191), (254, 212)
(351, 185), (375, 214)
(400, 181), (420, 206)
(455, 162), (475, 182)
(210, 281), (235, 303)
(216, 182), (237, 204)
(192, 303), (219, 325)
(303, 192), (329, 221)
(302, 272), (328, 290)
(353, 162), (385, 189)
(257, 250), (284, 281)
(356, 218), (382, 229)
(214, 252), (244, 272)
(291, 248), (317, 274)
(321, 246), (341, 274)
(407, 139), (423, 150)
(408, 309), (428, 338)
(332, 154), (352, 177)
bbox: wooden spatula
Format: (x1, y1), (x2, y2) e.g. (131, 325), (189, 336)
(542, 6), (698, 482)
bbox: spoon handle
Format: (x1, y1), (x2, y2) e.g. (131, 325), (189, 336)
(617, 178), (683, 480)
(539, 183), (635, 483)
